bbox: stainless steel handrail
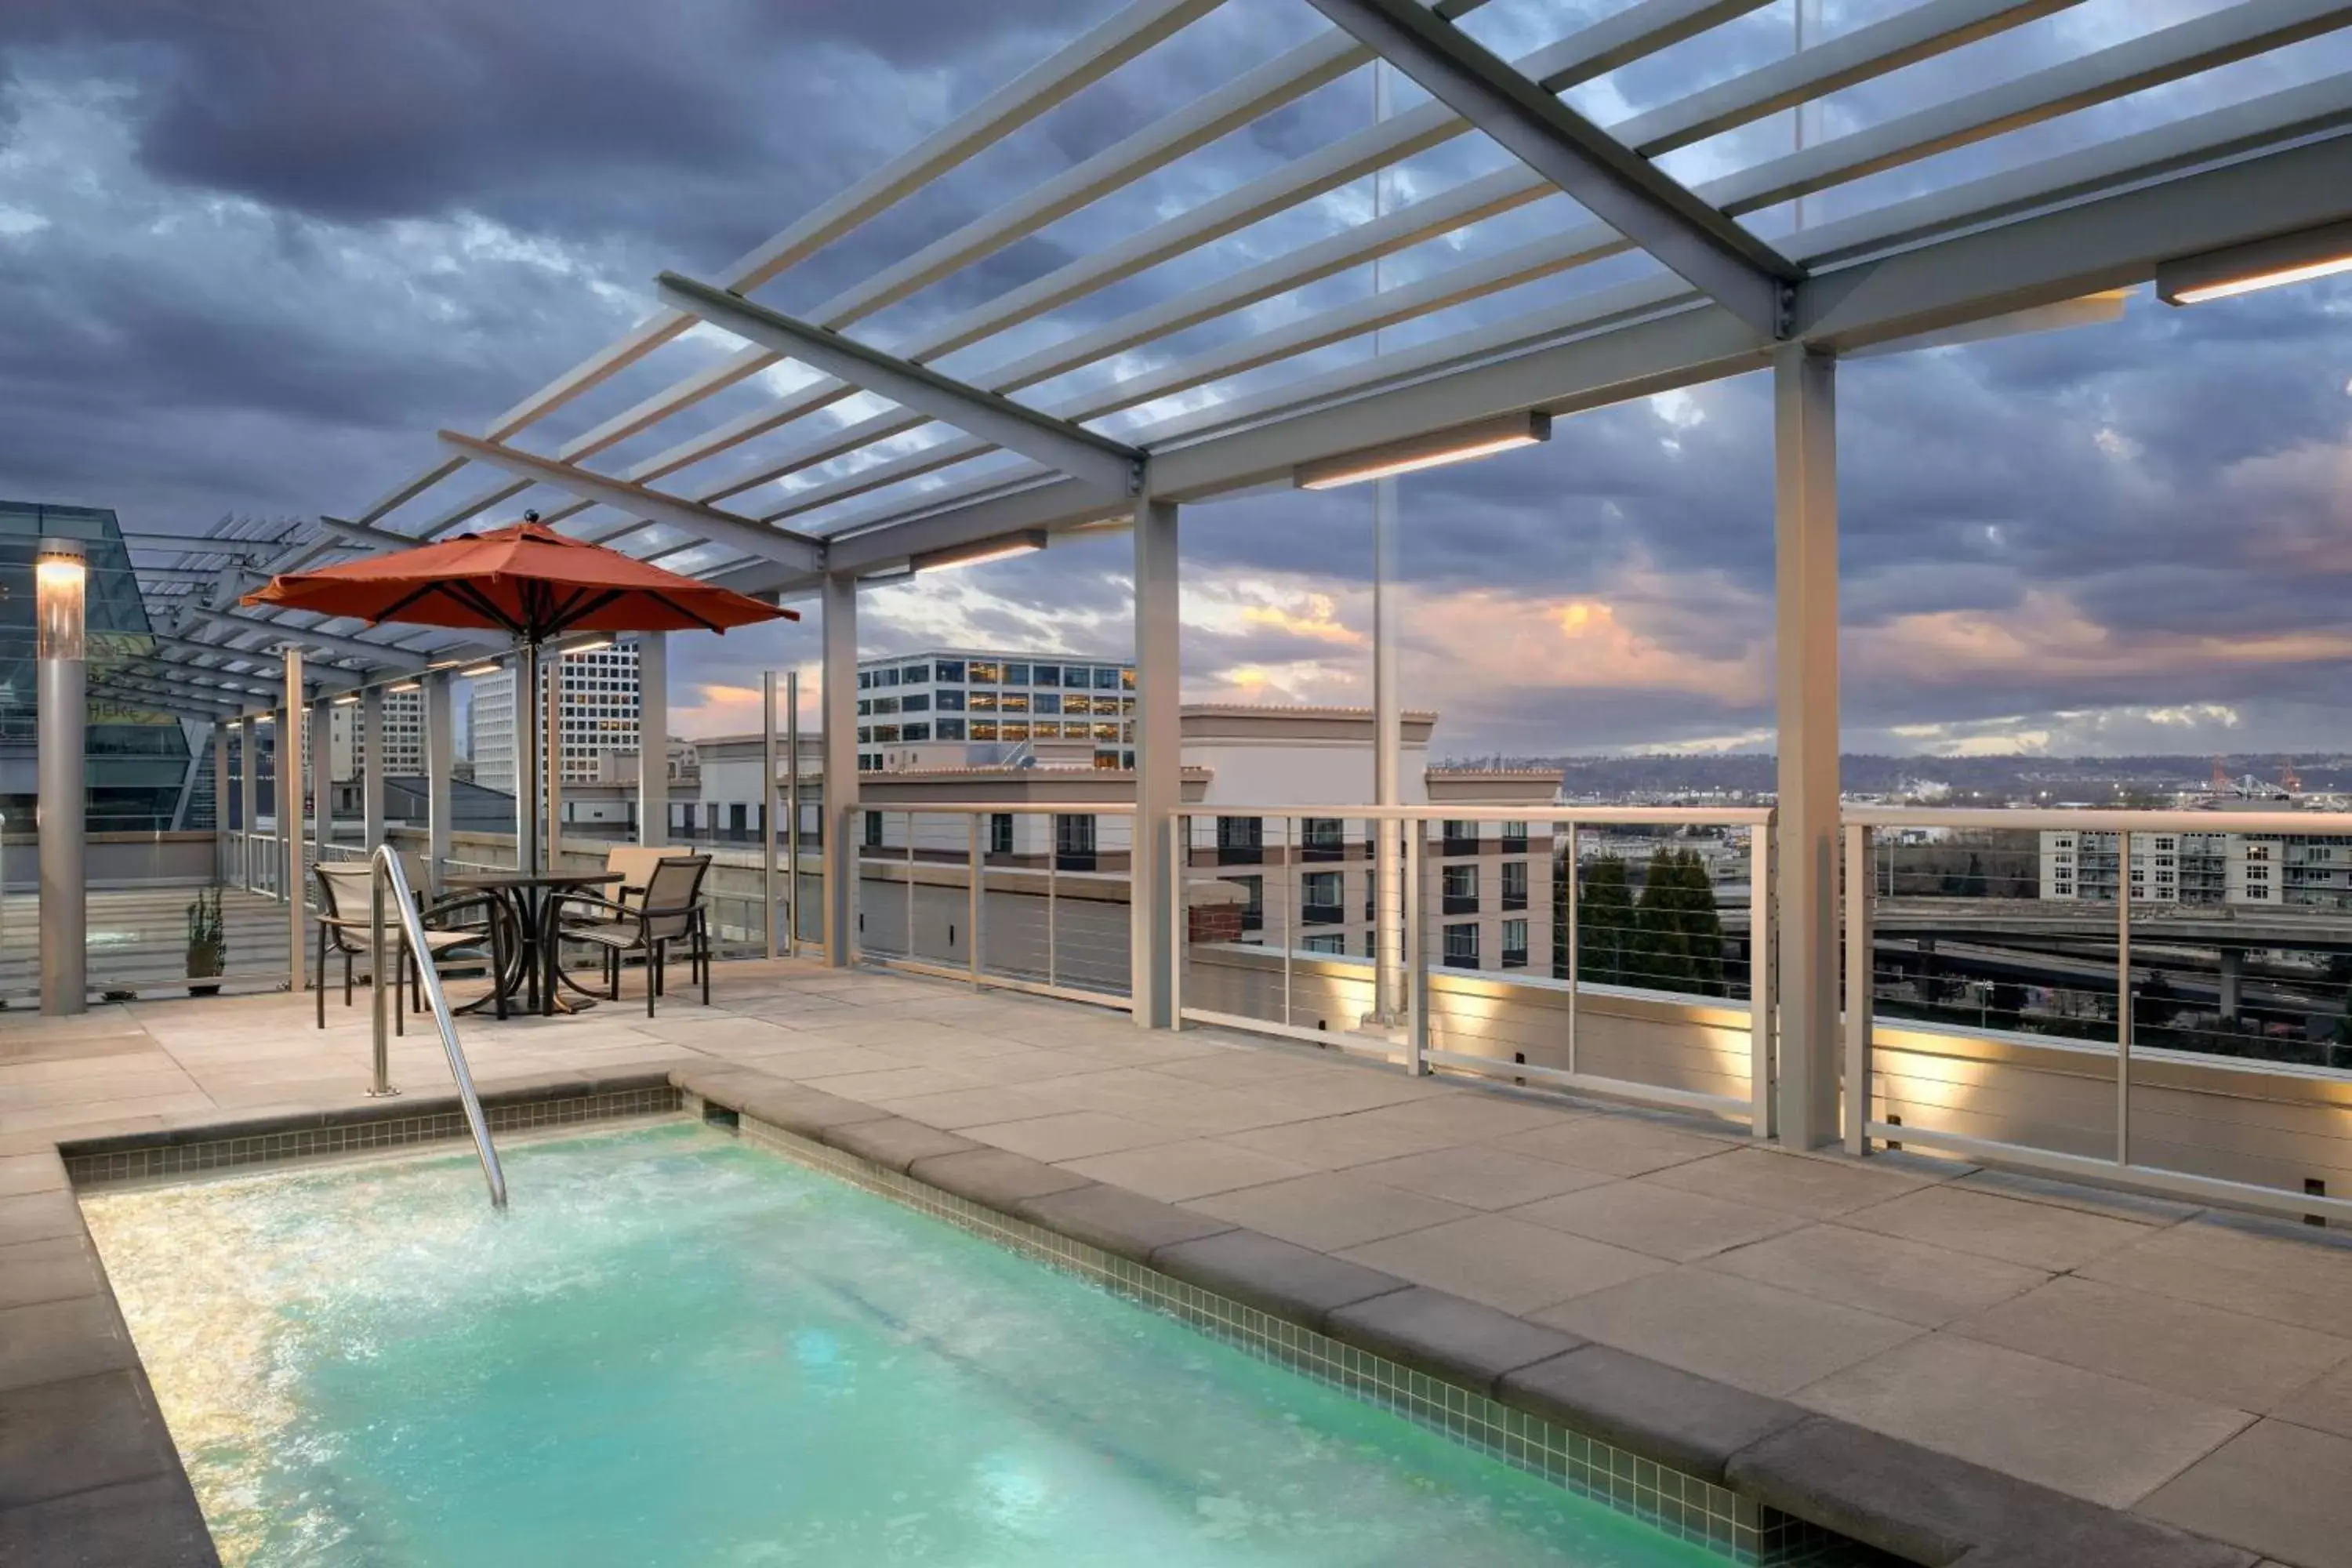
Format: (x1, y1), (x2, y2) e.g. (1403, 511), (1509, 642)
(369, 844), (508, 1210)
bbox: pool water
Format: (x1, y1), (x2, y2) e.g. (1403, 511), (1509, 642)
(84, 1122), (1722, 1567)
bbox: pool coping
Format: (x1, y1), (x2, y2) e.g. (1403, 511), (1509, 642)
(12, 1062), (2258, 1568)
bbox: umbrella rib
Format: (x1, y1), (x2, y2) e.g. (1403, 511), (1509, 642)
(650, 590), (726, 635)
(372, 580), (459, 626)
(444, 579), (526, 637)
(553, 589), (624, 638)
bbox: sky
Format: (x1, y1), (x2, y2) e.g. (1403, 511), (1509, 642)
(2, 0), (2349, 761)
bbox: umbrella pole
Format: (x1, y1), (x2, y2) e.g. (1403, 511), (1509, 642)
(519, 638), (542, 877)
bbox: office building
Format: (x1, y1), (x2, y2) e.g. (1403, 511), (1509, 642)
(856, 648), (1136, 771)
(469, 642), (643, 795)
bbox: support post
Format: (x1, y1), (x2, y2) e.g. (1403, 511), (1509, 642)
(238, 715), (259, 892)
(2217, 946), (2242, 1022)
(763, 670), (779, 960)
(544, 651), (563, 871)
(281, 646), (304, 987)
(821, 574), (858, 968)
(34, 539), (88, 1015)
(1372, 478), (1404, 1025)
(210, 720), (230, 880)
(1842, 822), (1871, 1155)
(1131, 496), (1181, 1028)
(637, 633), (668, 847)
(515, 645), (541, 875)
(786, 670), (800, 955)
(310, 694), (331, 877)
(361, 686), (387, 851)
(423, 671), (454, 887)
(1773, 343), (1840, 1147)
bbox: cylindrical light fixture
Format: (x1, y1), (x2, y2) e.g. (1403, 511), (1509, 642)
(35, 539), (89, 1014)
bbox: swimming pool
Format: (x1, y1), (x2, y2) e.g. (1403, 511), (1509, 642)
(83, 1120), (1729, 1566)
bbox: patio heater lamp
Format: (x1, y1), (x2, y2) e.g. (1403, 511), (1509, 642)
(35, 539), (88, 1015)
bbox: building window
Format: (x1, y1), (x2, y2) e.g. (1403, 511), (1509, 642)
(1302, 817), (1345, 861)
(1231, 875), (1263, 933)
(856, 727), (872, 744)
(1301, 871), (1344, 926)
(1054, 813), (1096, 871)
(935, 718), (966, 741)
(1004, 662), (1030, 686)
(1094, 667), (1120, 690)
(968, 661), (1003, 684)
(935, 659), (964, 683)
(1444, 923), (1480, 969)
(1501, 821), (1529, 852)
(1501, 859), (1529, 911)
(1442, 819), (1479, 856)
(873, 725), (900, 743)
(1000, 694), (1030, 713)
(1063, 666), (1091, 689)
(1303, 934), (1346, 955)
(856, 698), (872, 716)
(989, 813), (1014, 855)
(873, 696), (899, 714)
(1033, 693), (1061, 716)
(1217, 815), (1263, 865)
(1501, 919), (1529, 970)
(863, 811), (883, 848)
(1443, 862), (1479, 914)
(935, 689), (965, 712)
(858, 671), (872, 689)
(731, 803), (749, 837)
(902, 723), (930, 742)
(901, 665), (927, 686)
(969, 691), (997, 712)
(1000, 722), (1030, 742)
(902, 694), (930, 713)
(971, 722), (998, 741)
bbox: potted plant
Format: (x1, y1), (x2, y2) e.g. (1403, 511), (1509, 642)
(186, 885), (225, 996)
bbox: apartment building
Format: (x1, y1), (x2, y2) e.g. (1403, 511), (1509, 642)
(2040, 821), (2352, 909)
(327, 686), (423, 782)
(855, 648), (1136, 771)
(469, 642), (643, 795)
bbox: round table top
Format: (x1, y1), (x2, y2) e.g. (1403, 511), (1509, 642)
(443, 869), (625, 891)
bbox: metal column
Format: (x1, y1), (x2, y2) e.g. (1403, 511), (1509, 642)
(763, 669), (779, 960)
(34, 539), (87, 1015)
(1369, 57), (1404, 1027)
(1132, 495), (1181, 1029)
(1773, 343), (1841, 1147)
(515, 645), (541, 874)
(423, 671), (453, 887)
(210, 720), (230, 881)
(281, 646), (304, 987)
(360, 686), (387, 851)
(821, 574), (859, 968)
(637, 633), (668, 847)
(544, 651), (563, 870)
(238, 715), (259, 891)
(310, 693), (332, 880)
(785, 670), (801, 955)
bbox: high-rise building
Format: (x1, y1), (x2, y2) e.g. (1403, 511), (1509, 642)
(328, 687), (424, 781)
(855, 648), (1136, 771)
(470, 642), (643, 797)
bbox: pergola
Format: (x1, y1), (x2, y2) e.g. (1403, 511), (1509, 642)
(126, 0), (2352, 1145)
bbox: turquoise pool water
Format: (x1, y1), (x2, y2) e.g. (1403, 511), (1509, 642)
(85, 1122), (1722, 1567)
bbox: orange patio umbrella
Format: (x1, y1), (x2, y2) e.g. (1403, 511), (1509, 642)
(244, 514), (796, 873)
(241, 516), (796, 641)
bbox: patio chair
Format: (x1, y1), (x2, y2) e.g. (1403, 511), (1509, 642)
(550, 854), (712, 1017)
(572, 844), (693, 920)
(312, 863), (512, 1029)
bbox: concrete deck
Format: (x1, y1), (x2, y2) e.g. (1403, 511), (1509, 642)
(6, 958), (2350, 1566)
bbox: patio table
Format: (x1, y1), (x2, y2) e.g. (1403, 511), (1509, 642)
(442, 870), (623, 1017)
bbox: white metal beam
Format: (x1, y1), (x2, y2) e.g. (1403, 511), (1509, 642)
(1303, 0), (1798, 336)
(657, 273), (1145, 497)
(182, 608), (433, 671)
(435, 430), (826, 572)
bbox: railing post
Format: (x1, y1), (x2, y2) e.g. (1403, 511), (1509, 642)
(785, 670), (800, 956)
(1564, 818), (1578, 1077)
(967, 814), (983, 989)
(905, 811), (916, 963)
(367, 857), (398, 1098)
(763, 670), (779, 961)
(1842, 822), (1870, 1155)
(1046, 825), (1058, 990)
(1281, 815), (1294, 1030)
(1167, 810), (1185, 1029)
(1404, 815), (1428, 1074)
(1751, 818), (1777, 1141)
(2118, 828), (2133, 1167)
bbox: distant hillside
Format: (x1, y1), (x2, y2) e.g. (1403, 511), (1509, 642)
(1432, 753), (2352, 798)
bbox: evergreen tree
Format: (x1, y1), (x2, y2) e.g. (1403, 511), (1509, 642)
(1632, 848), (1694, 992)
(1677, 851), (1726, 995)
(1576, 856), (1636, 985)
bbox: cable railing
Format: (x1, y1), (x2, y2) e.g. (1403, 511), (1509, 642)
(1171, 806), (1776, 1133)
(1844, 806), (2352, 1225)
(850, 804), (1136, 1009)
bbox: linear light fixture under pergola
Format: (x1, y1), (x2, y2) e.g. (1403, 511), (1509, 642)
(245, 0), (2352, 608)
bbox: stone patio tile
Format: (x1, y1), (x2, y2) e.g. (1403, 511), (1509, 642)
(942, 1048), (1112, 1085)
(1060, 1139), (1318, 1203)
(1330, 1287), (1584, 1395)
(0, 1297), (140, 1394)
(1336, 1213), (1669, 1315)
(1537, 1268), (1920, 1397)
(1013, 1183), (1233, 1263)
(702, 1044), (913, 1080)
(904, 1147), (1093, 1208)
(1955, 1165), (2205, 1225)
(1212, 1112), (1463, 1171)
(1496, 1114), (1738, 1176)
(1838, 1183), (2158, 1272)
(0, 1092), (220, 1136)
(794, 1064), (992, 1103)
(960, 1110), (1190, 1163)
(1704, 1222), (2051, 1328)
(1351, 1145), (1616, 1210)
(1499, 1346), (1807, 1486)
(1186, 1171), (1473, 1253)
(1507, 1181), (1806, 1263)
(2139, 1420), (2352, 1568)
(822, 1116), (982, 1174)
(1643, 1145), (1938, 1217)
(1797, 1334), (2253, 1509)
(0, 1191), (84, 1249)
(2274, 1357), (2352, 1440)
(1334, 1092), (1586, 1144)
(2075, 1218), (2352, 1338)
(1146, 1049), (1338, 1087)
(1955, 1276), (2352, 1413)
(1221, 1069), (1448, 1120)
(0, 1472), (218, 1568)
(1152, 1229), (1408, 1330)
(0, 1153), (67, 1198)
(1112, 1085), (1331, 1136)
(0, 1372), (179, 1512)
(865, 1084), (1068, 1130)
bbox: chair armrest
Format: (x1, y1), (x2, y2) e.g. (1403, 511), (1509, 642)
(550, 891), (634, 924)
